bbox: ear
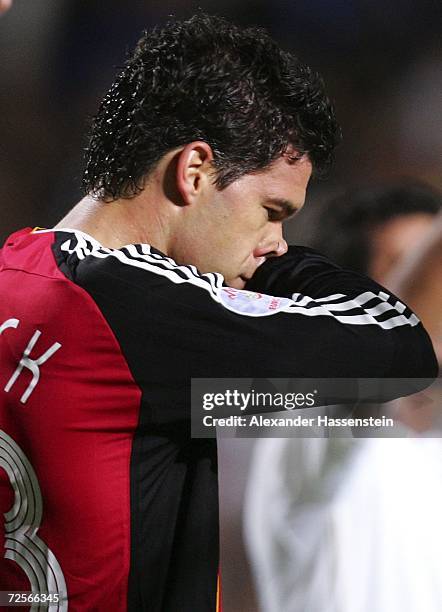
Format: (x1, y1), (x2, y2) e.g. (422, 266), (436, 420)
(176, 141), (214, 205)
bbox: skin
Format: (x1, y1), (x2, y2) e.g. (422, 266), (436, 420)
(56, 142), (312, 288)
(0, 0), (12, 16)
(368, 213), (435, 284)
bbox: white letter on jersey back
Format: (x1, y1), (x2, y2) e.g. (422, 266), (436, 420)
(0, 318), (19, 335)
(4, 330), (62, 404)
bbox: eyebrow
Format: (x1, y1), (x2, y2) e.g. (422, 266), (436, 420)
(265, 198), (299, 219)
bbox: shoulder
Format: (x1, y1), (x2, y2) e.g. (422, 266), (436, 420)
(52, 229), (293, 318)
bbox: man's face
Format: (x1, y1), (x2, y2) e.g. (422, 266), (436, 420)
(171, 155), (312, 288)
(369, 213), (435, 283)
(0, 0), (12, 16)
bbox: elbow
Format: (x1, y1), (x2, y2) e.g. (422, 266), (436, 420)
(389, 324), (439, 380)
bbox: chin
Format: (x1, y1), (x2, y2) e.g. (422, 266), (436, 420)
(225, 277), (246, 290)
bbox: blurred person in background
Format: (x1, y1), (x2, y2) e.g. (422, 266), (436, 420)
(311, 182), (442, 429)
(0, 0), (11, 16)
(245, 182), (442, 612)
(309, 182), (440, 283)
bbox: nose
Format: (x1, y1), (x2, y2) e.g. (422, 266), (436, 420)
(253, 225), (288, 260)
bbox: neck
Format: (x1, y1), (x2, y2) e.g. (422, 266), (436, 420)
(54, 192), (172, 253)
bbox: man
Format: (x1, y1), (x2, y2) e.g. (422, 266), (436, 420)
(309, 181), (442, 369)
(309, 182), (441, 283)
(245, 183), (441, 612)
(0, 14), (437, 612)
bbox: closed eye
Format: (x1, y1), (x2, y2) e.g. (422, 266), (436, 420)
(265, 207), (284, 222)
(265, 200), (298, 222)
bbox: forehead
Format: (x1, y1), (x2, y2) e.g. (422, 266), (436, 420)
(234, 155), (313, 201)
(258, 154), (311, 186)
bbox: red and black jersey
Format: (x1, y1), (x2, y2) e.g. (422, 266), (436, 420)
(0, 228), (437, 611)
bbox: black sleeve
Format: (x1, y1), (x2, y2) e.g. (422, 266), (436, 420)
(246, 245), (438, 380)
(56, 235), (438, 423)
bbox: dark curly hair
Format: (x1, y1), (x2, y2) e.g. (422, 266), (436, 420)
(83, 13), (341, 201)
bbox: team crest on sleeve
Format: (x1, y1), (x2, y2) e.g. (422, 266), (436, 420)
(219, 287), (291, 317)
